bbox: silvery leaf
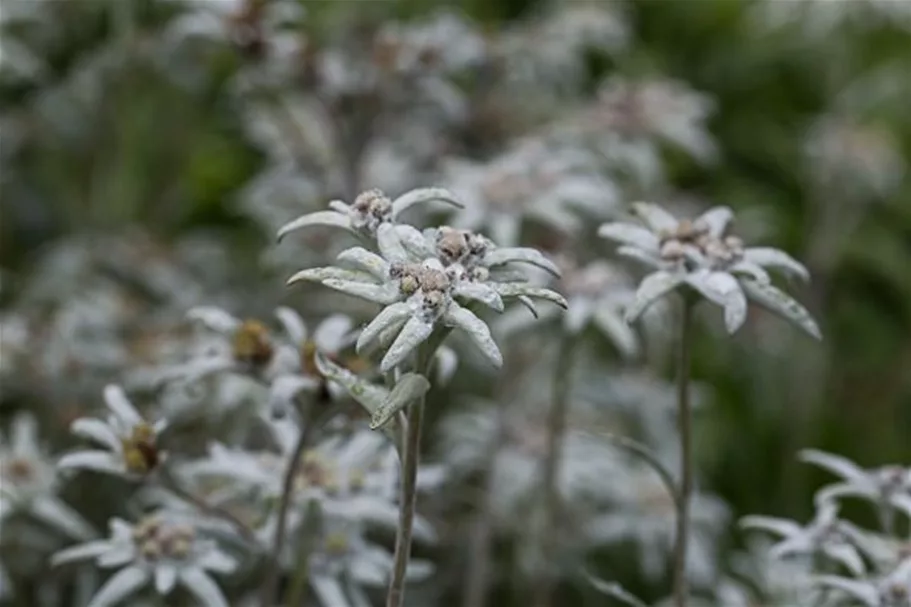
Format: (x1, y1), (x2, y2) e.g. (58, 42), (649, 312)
(586, 572), (648, 607)
(371, 373), (431, 430)
(492, 283), (568, 309)
(592, 306), (640, 359)
(631, 202), (678, 233)
(380, 316), (434, 372)
(740, 279), (821, 340)
(322, 279), (401, 305)
(482, 247), (561, 277)
(598, 223), (660, 253)
(186, 307), (240, 333)
(391, 186), (465, 217)
(328, 200), (351, 214)
(274, 306), (308, 344)
(728, 260), (770, 284)
(356, 302), (414, 353)
(615, 245), (663, 269)
(277, 210), (352, 242)
(798, 450), (868, 484)
(517, 295), (539, 318)
(58, 451), (124, 475)
(337, 247), (391, 281)
(695, 206), (733, 238)
(311, 574), (350, 607)
(155, 564), (178, 594)
(625, 271), (683, 323)
(52, 541), (111, 566)
(739, 515), (802, 538)
(743, 247), (810, 282)
(822, 543), (866, 577)
(31, 497), (96, 540)
(287, 266), (377, 286)
(443, 303), (503, 368)
(685, 270), (748, 333)
(395, 224), (436, 259)
(453, 281), (505, 311)
(86, 566), (148, 607)
(180, 567), (229, 607)
(314, 353), (387, 419)
(376, 222), (410, 264)
(813, 576), (877, 607)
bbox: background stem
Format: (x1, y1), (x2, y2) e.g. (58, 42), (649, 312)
(533, 336), (576, 607)
(673, 299), (694, 607)
(259, 401), (327, 607)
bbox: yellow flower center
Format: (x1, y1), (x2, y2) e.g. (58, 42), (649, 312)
(232, 319), (274, 368)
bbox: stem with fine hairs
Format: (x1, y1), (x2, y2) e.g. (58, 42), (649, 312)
(672, 298), (694, 607)
(533, 336), (577, 607)
(386, 331), (447, 607)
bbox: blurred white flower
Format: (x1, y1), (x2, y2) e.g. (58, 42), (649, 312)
(443, 139), (620, 246)
(600, 202), (820, 338)
(58, 385), (167, 479)
(52, 513), (236, 607)
(0, 413), (95, 541)
(741, 501), (869, 576)
(800, 449), (911, 520)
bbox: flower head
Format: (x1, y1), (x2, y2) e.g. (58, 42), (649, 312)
(600, 202), (821, 339)
(52, 513), (236, 607)
(58, 385), (168, 479)
(276, 187), (464, 242)
(1, 413), (95, 541)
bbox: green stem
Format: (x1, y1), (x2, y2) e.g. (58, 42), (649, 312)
(385, 339), (440, 607)
(533, 336), (577, 607)
(673, 299), (694, 607)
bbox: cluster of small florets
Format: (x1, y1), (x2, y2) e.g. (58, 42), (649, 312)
(132, 516), (197, 562)
(656, 216), (746, 270)
(349, 189), (395, 234)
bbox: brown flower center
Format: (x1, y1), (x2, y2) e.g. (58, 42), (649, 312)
(232, 319), (274, 369)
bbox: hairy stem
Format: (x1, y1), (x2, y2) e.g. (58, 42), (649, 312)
(386, 340), (440, 607)
(260, 401), (334, 607)
(534, 336), (577, 607)
(673, 299), (694, 607)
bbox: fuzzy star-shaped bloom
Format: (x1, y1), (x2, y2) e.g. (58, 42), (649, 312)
(52, 513), (237, 607)
(0, 413), (95, 541)
(58, 385), (168, 480)
(171, 306), (355, 416)
(600, 201), (821, 339)
(276, 187), (464, 242)
(741, 501), (869, 576)
(290, 250), (503, 372)
(800, 449), (911, 519)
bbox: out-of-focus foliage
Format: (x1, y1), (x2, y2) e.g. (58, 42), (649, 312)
(1, 0), (910, 605)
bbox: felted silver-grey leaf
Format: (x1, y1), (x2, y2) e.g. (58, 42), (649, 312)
(740, 279), (821, 340)
(625, 271), (683, 323)
(370, 373), (431, 430)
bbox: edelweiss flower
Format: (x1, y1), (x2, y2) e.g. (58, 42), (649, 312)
(52, 513), (237, 607)
(497, 256), (653, 359)
(442, 140), (619, 246)
(741, 501), (869, 576)
(600, 202), (821, 338)
(817, 557), (911, 607)
(800, 450), (911, 518)
(177, 306), (355, 416)
(276, 187), (464, 242)
(306, 513), (434, 607)
(0, 413), (95, 540)
(58, 385), (167, 479)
